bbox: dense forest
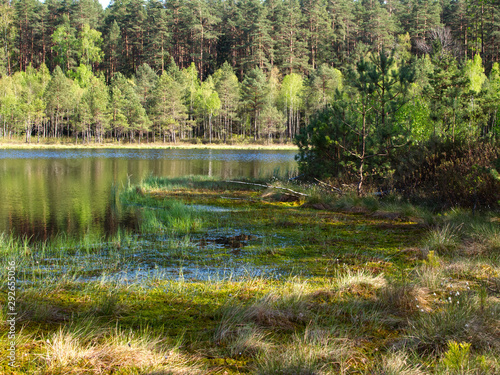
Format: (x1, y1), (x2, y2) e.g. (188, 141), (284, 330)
(0, 0), (499, 145)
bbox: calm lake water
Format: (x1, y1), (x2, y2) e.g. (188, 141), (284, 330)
(0, 149), (297, 239)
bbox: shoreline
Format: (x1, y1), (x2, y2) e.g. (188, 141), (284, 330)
(0, 139), (298, 151)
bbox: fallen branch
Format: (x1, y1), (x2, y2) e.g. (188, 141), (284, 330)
(314, 178), (343, 195)
(225, 180), (309, 197)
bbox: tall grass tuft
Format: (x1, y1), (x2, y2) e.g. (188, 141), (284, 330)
(253, 330), (354, 375)
(376, 282), (433, 318)
(42, 320), (204, 374)
(373, 351), (425, 375)
(469, 222), (500, 259)
(424, 224), (461, 255)
(406, 293), (500, 354)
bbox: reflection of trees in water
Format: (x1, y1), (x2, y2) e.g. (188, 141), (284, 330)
(0, 150), (297, 239)
(8, 201), (139, 242)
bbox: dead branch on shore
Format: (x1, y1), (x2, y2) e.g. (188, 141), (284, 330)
(225, 180), (309, 197)
(314, 178), (343, 195)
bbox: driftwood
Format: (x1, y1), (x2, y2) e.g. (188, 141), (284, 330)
(225, 180), (309, 197)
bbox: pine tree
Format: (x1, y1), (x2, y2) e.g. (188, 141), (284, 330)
(125, 0), (147, 74)
(302, 0), (330, 69)
(326, 0), (356, 65)
(304, 63), (342, 118)
(241, 67), (268, 139)
(340, 49), (414, 194)
(152, 70), (188, 142)
(0, 1), (15, 75)
(111, 73), (149, 142)
(483, 62), (500, 137)
(86, 75), (109, 142)
(356, 0), (398, 53)
(274, 0), (309, 74)
(44, 65), (74, 137)
(425, 41), (468, 140)
(105, 20), (121, 80)
(134, 62), (157, 115)
(15, 0), (38, 71)
(72, 0), (103, 30)
(165, 0), (191, 68)
(145, 0), (169, 73)
(110, 84), (128, 139)
(189, 0), (220, 79)
(238, 0), (273, 72)
(400, 0), (441, 43)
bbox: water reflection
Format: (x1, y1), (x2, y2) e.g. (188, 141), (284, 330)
(0, 149), (297, 239)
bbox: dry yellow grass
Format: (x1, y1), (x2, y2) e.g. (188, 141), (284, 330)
(41, 326), (204, 375)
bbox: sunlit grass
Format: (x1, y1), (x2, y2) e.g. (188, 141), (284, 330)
(40, 320), (204, 374)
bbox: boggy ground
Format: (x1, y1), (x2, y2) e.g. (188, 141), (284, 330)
(1, 176), (499, 374)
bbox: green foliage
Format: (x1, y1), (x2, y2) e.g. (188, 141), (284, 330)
(195, 76), (221, 143)
(464, 55), (487, 95)
(442, 341), (471, 373)
(241, 67), (269, 140)
(2, 0), (500, 148)
(296, 49), (414, 194)
(294, 105), (351, 180)
(423, 250), (441, 268)
(77, 23), (103, 67)
(152, 70), (189, 142)
(259, 104), (285, 142)
(51, 15), (78, 72)
(304, 64), (343, 114)
(213, 62), (240, 140)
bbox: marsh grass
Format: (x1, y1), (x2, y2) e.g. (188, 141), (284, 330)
(374, 351), (426, 375)
(376, 282), (433, 318)
(225, 324), (273, 357)
(2, 176), (500, 374)
(406, 293), (500, 354)
(424, 224), (462, 255)
(253, 330), (356, 375)
(41, 320), (204, 375)
(215, 279), (313, 345)
(469, 222), (500, 257)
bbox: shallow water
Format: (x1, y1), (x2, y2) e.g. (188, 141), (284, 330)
(0, 148), (297, 239)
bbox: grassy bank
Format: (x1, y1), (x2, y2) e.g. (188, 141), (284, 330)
(0, 137), (297, 150)
(1, 176), (499, 374)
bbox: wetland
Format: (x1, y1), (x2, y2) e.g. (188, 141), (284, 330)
(0, 150), (499, 374)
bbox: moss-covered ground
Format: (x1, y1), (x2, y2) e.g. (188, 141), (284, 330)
(1, 176), (499, 374)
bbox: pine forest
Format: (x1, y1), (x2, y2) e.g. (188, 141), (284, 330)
(0, 0), (499, 146)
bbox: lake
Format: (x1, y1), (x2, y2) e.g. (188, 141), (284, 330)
(0, 148), (297, 239)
